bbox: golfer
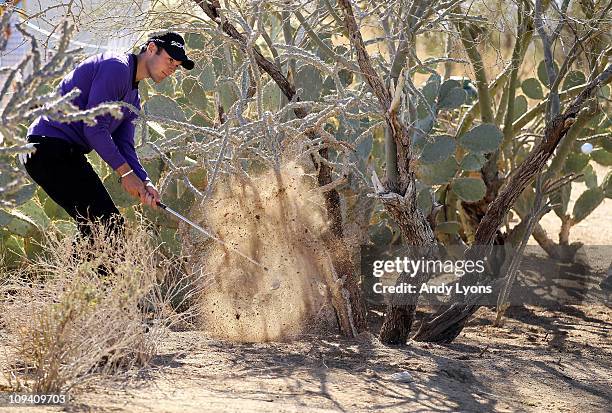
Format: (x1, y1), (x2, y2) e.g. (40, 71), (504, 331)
(24, 32), (194, 238)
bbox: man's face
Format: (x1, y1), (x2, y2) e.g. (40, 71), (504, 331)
(146, 44), (183, 84)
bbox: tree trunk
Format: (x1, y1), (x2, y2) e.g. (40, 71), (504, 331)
(337, 0), (438, 344)
(526, 221), (581, 262)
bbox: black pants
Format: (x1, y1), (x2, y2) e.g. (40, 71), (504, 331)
(24, 135), (124, 239)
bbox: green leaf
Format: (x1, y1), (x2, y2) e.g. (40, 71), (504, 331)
(43, 196), (70, 220)
(572, 187), (604, 223)
(513, 186), (534, 217)
(435, 221), (460, 234)
(426, 73), (441, 90)
(417, 187), (433, 214)
(151, 76), (175, 96)
(86, 152), (110, 177)
(415, 114), (435, 138)
(137, 141), (161, 160)
(295, 65), (323, 101)
(562, 71), (586, 90)
(35, 83), (54, 95)
(218, 82), (238, 112)
(591, 149), (612, 166)
(416, 100), (432, 120)
(416, 63), (437, 75)
(189, 113), (212, 128)
(142, 157), (163, 184)
(459, 153), (487, 171)
(368, 222), (393, 246)
(356, 130), (373, 161)
(334, 45), (348, 55)
(521, 78), (544, 100)
(537, 60), (560, 88)
(513, 95), (528, 121)
(199, 65), (217, 91)
(161, 177), (196, 218)
(422, 82), (438, 106)
(211, 52), (225, 77)
(262, 79), (281, 111)
(563, 153), (589, 173)
(0, 209), (12, 227)
(185, 33), (206, 50)
(439, 79), (461, 96)
(24, 237), (45, 260)
(369, 223), (393, 245)
(35, 187), (47, 204)
(182, 77), (209, 111)
(418, 157), (458, 185)
(451, 177), (486, 202)
(5, 210), (39, 237)
(188, 167), (207, 191)
(551, 183), (570, 218)
(339, 69), (353, 87)
(103, 174), (138, 208)
(145, 95), (186, 122)
(438, 79), (466, 109)
(322, 75), (334, 93)
(586, 113), (604, 129)
(458, 123), (503, 154)
(16, 199), (50, 230)
(598, 116), (612, 130)
(0, 234), (25, 268)
(175, 96), (190, 110)
(5, 183), (36, 207)
(601, 136), (612, 152)
(581, 164), (598, 189)
(420, 135), (456, 164)
(439, 88), (466, 110)
(603, 171), (612, 198)
(138, 80), (150, 102)
(596, 84), (610, 99)
(454, 77), (478, 100)
(323, 70), (354, 91)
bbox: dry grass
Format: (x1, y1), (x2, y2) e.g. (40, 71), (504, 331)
(0, 219), (191, 393)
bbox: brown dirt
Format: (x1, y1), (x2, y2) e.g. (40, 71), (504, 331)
(3, 300), (609, 413)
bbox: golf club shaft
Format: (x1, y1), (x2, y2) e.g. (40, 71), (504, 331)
(156, 201), (264, 269)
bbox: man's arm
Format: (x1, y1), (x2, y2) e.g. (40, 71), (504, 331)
(82, 59), (131, 171)
(113, 116), (160, 208)
(113, 116), (148, 181)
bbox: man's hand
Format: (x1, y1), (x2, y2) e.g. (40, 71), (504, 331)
(120, 171), (147, 200)
(144, 181), (160, 209)
(116, 163), (157, 208)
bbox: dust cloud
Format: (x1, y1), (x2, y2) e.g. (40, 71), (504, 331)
(183, 162), (339, 342)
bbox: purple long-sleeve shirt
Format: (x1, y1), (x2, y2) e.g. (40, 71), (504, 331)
(28, 52), (148, 181)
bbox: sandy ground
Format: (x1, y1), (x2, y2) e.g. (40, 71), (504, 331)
(1, 167), (610, 413)
(3, 300), (609, 413)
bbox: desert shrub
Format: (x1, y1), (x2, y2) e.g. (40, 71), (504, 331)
(0, 219), (189, 392)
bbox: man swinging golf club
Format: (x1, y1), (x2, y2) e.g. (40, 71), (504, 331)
(24, 32), (195, 239)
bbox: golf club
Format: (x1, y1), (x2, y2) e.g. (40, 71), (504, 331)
(156, 201), (266, 270)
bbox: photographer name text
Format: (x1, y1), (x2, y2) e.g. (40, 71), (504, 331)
(372, 282), (492, 295)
